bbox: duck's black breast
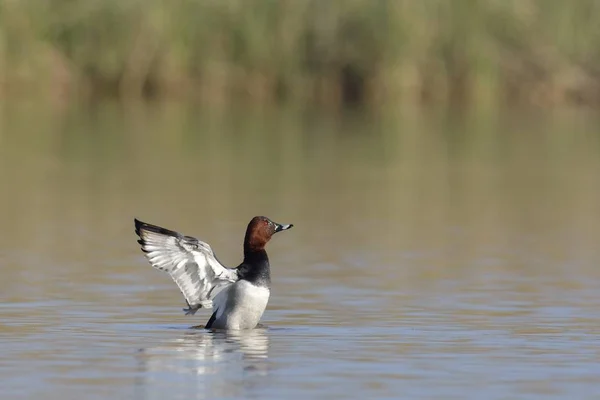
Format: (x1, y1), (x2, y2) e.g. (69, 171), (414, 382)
(237, 249), (271, 288)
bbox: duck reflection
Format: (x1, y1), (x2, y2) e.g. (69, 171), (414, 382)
(135, 328), (270, 399)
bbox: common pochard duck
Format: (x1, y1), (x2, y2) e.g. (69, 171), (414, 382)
(134, 216), (293, 330)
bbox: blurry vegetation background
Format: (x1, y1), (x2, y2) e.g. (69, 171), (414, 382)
(2, 0), (600, 107)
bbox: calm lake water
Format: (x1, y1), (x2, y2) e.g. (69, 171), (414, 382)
(1, 102), (599, 399)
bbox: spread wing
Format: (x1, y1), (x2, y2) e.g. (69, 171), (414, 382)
(134, 219), (238, 315)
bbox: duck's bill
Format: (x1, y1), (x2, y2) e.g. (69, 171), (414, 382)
(274, 223), (294, 232)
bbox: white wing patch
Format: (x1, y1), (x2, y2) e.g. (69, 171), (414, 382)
(135, 219), (238, 314)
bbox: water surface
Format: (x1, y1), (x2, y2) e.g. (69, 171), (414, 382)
(1, 103), (599, 399)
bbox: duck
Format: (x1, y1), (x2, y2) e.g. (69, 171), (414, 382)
(134, 216), (293, 330)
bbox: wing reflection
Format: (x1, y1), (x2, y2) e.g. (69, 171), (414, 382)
(135, 328), (270, 400)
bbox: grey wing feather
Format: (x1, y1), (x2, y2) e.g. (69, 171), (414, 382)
(134, 219), (238, 315)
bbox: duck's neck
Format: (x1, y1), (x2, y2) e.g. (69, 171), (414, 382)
(238, 248), (271, 287)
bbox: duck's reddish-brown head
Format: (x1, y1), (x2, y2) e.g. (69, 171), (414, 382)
(244, 216), (293, 252)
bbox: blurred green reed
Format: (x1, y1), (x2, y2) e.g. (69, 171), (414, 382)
(1, 0), (600, 106)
